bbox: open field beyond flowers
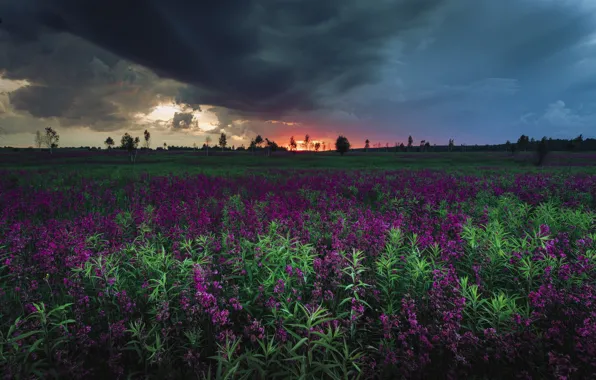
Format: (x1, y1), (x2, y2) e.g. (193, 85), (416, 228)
(1, 168), (596, 379)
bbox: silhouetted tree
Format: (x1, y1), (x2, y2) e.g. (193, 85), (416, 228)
(569, 134), (584, 151)
(536, 137), (549, 166)
(205, 136), (212, 156)
(289, 136), (297, 153)
(517, 135), (529, 151)
(104, 137), (115, 150)
(265, 138), (278, 156)
(335, 135), (351, 156)
(255, 135), (264, 149)
(34, 130), (45, 149)
(314, 142), (321, 152)
(143, 130), (151, 149)
(407, 135), (413, 151)
(121, 133), (140, 163)
(249, 139), (257, 155)
(44, 127), (60, 154)
(448, 138), (455, 152)
(566, 140), (575, 151)
(365, 139), (370, 152)
(322, 141), (326, 151)
(303, 134), (311, 151)
(219, 132), (227, 151)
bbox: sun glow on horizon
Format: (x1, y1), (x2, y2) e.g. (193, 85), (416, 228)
(294, 139), (328, 151)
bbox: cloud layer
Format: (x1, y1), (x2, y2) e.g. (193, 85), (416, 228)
(1, 0), (596, 145)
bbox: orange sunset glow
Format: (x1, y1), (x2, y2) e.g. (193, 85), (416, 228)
(293, 140), (327, 151)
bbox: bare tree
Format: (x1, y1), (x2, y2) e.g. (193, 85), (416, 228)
(44, 127), (60, 154)
(205, 136), (212, 156)
(289, 136), (297, 153)
(34, 130), (45, 149)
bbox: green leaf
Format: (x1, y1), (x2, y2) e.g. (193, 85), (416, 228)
(11, 330), (43, 342)
(289, 337), (308, 352)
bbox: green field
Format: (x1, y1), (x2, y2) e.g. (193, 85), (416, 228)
(1, 150), (595, 180)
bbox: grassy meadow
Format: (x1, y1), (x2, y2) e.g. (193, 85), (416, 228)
(0, 149), (595, 379)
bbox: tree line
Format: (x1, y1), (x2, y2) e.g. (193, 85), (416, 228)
(21, 128), (596, 162)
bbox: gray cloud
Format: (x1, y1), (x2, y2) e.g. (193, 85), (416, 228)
(171, 112), (197, 129)
(310, 0), (596, 142)
(0, 0), (445, 115)
(518, 100), (596, 138)
(0, 26), (185, 131)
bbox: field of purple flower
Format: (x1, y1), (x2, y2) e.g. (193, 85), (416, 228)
(1, 169), (596, 379)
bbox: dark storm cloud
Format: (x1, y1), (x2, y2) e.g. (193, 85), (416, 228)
(1, 0), (596, 142)
(171, 112), (196, 130)
(9, 86), (76, 118)
(0, 0), (445, 116)
(0, 25), (183, 131)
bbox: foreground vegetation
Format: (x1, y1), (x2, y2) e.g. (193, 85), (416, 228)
(1, 166), (595, 379)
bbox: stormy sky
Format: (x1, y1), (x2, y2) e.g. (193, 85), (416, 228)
(0, 0), (595, 148)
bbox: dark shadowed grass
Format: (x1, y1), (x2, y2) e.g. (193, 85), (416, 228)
(1, 150), (595, 187)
